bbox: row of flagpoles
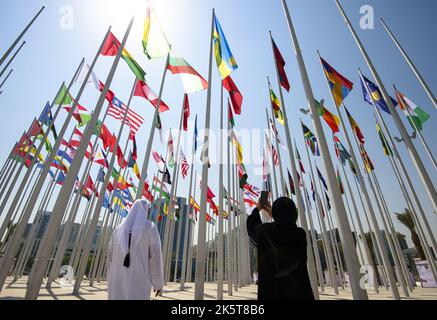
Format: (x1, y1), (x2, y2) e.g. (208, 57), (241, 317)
(0, 0), (436, 300)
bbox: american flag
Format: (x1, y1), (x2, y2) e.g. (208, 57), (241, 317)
(180, 149), (190, 179)
(108, 97), (144, 136)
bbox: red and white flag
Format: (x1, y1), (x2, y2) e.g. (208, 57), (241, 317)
(180, 149), (189, 179)
(108, 97), (144, 136)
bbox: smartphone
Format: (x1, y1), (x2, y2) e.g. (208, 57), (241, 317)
(259, 191), (270, 207)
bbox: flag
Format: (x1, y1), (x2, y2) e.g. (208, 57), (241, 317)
(97, 167), (106, 183)
(288, 169), (296, 195)
(56, 171), (66, 185)
(94, 148), (109, 168)
(213, 14), (238, 79)
(101, 32), (146, 81)
(302, 124), (320, 156)
(51, 156), (69, 173)
(337, 168), (345, 194)
(167, 130), (175, 168)
(237, 163), (248, 189)
(222, 76), (243, 115)
(28, 119), (44, 137)
(194, 114), (198, 152)
(317, 167), (328, 191)
(57, 150), (74, 164)
(99, 123), (117, 151)
(39, 102), (58, 139)
(183, 94), (190, 131)
(63, 103), (92, 127)
(310, 180), (316, 202)
(228, 102), (235, 128)
(74, 63), (100, 89)
(359, 144), (375, 173)
(334, 136), (351, 164)
(180, 149), (189, 179)
(143, 6), (171, 59)
(168, 54), (208, 93)
(243, 184), (261, 198)
(315, 100), (340, 133)
(320, 57), (353, 107)
(116, 146), (129, 169)
(272, 144), (279, 166)
(156, 113), (163, 143)
(272, 38), (290, 92)
(395, 90), (430, 131)
(348, 159), (358, 176)
(360, 74), (397, 114)
(325, 192), (331, 211)
(376, 121), (392, 157)
(345, 107), (365, 145)
(134, 80), (170, 113)
(270, 87), (284, 126)
(108, 96), (145, 136)
(230, 130), (243, 164)
(296, 149), (306, 174)
(55, 84), (73, 106)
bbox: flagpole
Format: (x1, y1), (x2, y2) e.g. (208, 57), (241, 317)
(267, 77), (286, 196)
(381, 18), (437, 110)
(0, 69), (14, 90)
(303, 131), (338, 293)
(0, 83), (67, 244)
(226, 101), (234, 296)
(371, 170), (414, 293)
(0, 41), (25, 79)
(315, 50), (385, 293)
(280, 1), (365, 299)
(230, 144), (239, 291)
(217, 84), (224, 299)
(73, 77), (137, 295)
(340, 163), (379, 293)
(265, 112), (279, 199)
(24, 18), (134, 300)
(317, 174), (344, 290)
(382, 136), (437, 283)
(136, 53), (170, 201)
(194, 9), (215, 300)
(364, 169), (409, 297)
(363, 70), (437, 267)
(336, 0), (437, 214)
(0, 143), (16, 191)
(301, 178), (325, 292)
(0, 156), (19, 207)
(393, 85), (437, 171)
(187, 170), (197, 283)
(180, 129), (196, 290)
(0, 6), (44, 67)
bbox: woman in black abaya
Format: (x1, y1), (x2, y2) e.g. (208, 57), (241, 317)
(247, 197), (315, 300)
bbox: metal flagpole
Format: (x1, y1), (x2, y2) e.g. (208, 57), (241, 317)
(226, 101), (234, 296)
(340, 163), (379, 293)
(0, 83), (67, 243)
(304, 138), (338, 293)
(135, 53), (170, 200)
(302, 178), (325, 292)
(392, 85), (437, 171)
(371, 171), (413, 293)
(194, 9), (215, 300)
(187, 170), (197, 283)
(267, 78), (286, 196)
(264, 114), (279, 201)
(364, 169), (409, 297)
(24, 19), (134, 300)
(180, 125), (197, 289)
(230, 145), (238, 291)
(0, 69), (14, 90)
(0, 143), (16, 185)
(383, 139), (437, 284)
(279, 0), (365, 297)
(0, 41), (25, 79)
(381, 18), (437, 110)
(72, 77), (137, 295)
(336, 0), (437, 214)
(217, 85), (224, 299)
(0, 6), (44, 67)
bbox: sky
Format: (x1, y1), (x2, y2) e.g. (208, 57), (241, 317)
(0, 0), (436, 248)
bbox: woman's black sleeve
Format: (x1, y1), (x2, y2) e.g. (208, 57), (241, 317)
(247, 208), (262, 245)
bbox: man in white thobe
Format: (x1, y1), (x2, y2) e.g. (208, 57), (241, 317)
(107, 199), (164, 300)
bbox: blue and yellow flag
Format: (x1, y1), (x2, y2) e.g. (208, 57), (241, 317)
(213, 14), (238, 80)
(360, 74), (397, 114)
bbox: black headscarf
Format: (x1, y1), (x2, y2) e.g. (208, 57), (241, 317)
(272, 197), (298, 227)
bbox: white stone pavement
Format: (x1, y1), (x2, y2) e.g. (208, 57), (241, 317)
(1, 277), (437, 300)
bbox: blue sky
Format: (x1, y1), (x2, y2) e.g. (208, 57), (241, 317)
(0, 0), (436, 247)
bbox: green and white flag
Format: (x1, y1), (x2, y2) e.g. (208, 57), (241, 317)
(396, 90), (430, 131)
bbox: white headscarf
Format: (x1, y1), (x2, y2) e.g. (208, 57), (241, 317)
(120, 199), (150, 255)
